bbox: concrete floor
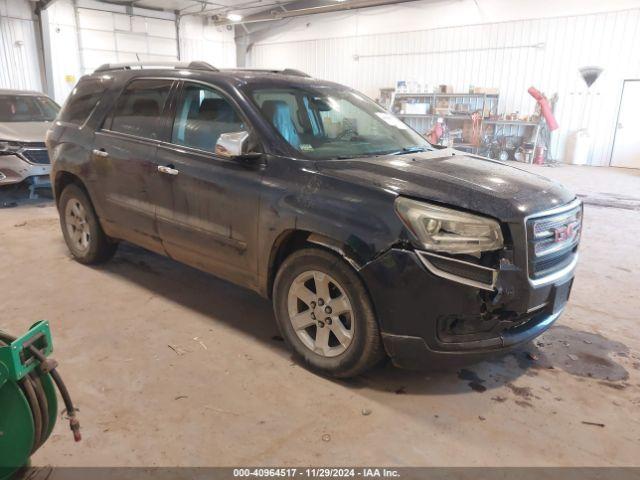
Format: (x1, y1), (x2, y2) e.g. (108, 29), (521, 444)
(1, 165), (639, 467)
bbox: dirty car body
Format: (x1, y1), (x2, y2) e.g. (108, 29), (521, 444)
(47, 64), (582, 372)
(0, 89), (59, 188)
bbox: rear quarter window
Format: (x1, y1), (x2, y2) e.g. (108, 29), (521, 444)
(59, 78), (107, 125)
(105, 78), (173, 140)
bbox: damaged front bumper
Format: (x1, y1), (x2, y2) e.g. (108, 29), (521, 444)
(359, 248), (575, 369)
(0, 153), (51, 186)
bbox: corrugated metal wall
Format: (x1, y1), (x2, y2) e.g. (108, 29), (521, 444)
(249, 8), (640, 166)
(0, 0), (42, 91)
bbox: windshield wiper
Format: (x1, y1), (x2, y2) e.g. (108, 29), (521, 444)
(332, 147), (429, 160)
(392, 146), (428, 155)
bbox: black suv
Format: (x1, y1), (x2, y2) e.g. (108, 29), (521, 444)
(47, 62), (582, 377)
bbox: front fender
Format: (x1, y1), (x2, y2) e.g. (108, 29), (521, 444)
(257, 156), (406, 295)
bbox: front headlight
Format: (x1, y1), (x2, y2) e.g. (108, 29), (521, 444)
(395, 197), (504, 255)
(0, 141), (21, 155)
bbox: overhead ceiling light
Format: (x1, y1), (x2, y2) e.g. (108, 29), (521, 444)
(226, 13), (243, 22)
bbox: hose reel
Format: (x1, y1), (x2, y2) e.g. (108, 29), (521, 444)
(0, 321), (80, 480)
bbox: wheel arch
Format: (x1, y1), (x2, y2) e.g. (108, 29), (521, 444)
(265, 230), (366, 299)
(54, 171), (88, 207)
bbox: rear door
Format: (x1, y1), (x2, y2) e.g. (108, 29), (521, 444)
(92, 78), (175, 252)
(611, 80), (640, 169)
(151, 80), (264, 289)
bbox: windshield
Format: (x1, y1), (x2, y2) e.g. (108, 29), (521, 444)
(248, 85), (431, 160)
(0, 95), (60, 123)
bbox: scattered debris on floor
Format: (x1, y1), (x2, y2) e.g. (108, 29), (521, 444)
(361, 408), (372, 416)
(581, 421), (605, 428)
(204, 406), (240, 416)
(168, 344), (187, 356)
(506, 383), (536, 399)
(193, 337), (208, 350)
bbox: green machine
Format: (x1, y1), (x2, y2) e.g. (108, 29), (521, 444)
(0, 321), (80, 480)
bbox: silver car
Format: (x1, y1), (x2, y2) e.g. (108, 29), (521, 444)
(0, 89), (60, 193)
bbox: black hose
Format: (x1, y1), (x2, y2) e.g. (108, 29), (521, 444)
(0, 331), (81, 455)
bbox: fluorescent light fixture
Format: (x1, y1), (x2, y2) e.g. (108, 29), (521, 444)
(226, 13), (243, 22)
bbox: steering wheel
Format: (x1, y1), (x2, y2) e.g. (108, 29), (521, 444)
(335, 128), (358, 141)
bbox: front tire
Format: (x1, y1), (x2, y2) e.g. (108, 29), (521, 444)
(273, 247), (384, 378)
(58, 184), (117, 264)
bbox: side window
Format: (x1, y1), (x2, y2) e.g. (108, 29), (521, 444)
(109, 79), (173, 140)
(59, 79), (105, 125)
(171, 83), (244, 153)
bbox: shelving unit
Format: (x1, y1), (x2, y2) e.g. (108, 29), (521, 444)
(386, 89), (541, 162)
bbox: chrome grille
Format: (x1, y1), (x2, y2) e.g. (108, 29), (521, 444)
(526, 201), (582, 279)
(20, 148), (50, 165)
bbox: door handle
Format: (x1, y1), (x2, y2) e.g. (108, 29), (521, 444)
(92, 149), (109, 158)
(158, 165), (179, 176)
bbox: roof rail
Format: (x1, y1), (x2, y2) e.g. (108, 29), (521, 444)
(228, 68), (312, 78)
(281, 68), (311, 78)
(94, 61), (219, 73)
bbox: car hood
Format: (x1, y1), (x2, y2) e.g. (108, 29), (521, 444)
(315, 148), (576, 221)
(0, 122), (51, 143)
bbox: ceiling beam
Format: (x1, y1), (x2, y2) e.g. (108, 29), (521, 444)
(213, 0), (421, 25)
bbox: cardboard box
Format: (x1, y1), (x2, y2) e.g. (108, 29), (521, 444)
(404, 103), (430, 115)
(471, 87), (499, 95)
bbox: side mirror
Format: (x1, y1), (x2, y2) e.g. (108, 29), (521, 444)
(215, 131), (263, 164)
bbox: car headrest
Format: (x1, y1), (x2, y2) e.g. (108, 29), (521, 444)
(0, 99), (13, 117)
(260, 100), (300, 148)
(261, 100), (290, 121)
(199, 98), (236, 122)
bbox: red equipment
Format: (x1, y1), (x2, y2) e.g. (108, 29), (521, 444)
(528, 87), (558, 131)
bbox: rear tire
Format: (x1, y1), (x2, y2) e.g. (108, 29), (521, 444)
(58, 184), (117, 264)
(273, 247), (384, 378)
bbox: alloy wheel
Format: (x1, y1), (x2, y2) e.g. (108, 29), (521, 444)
(287, 270), (354, 357)
(65, 198), (91, 253)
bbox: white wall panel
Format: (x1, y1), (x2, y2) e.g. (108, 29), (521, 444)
(0, 0), (42, 92)
(179, 16), (236, 68)
(76, 7), (178, 73)
(249, 6), (640, 166)
(44, 0), (180, 103)
(43, 0), (82, 102)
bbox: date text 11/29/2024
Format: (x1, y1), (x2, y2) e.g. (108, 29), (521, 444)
(233, 468), (401, 478)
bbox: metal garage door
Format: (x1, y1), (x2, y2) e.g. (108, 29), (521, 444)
(76, 6), (178, 74)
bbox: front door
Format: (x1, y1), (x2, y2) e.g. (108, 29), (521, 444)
(611, 80), (640, 169)
(93, 78), (175, 252)
(152, 81), (263, 290)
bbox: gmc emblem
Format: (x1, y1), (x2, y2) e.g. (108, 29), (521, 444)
(554, 222), (577, 242)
